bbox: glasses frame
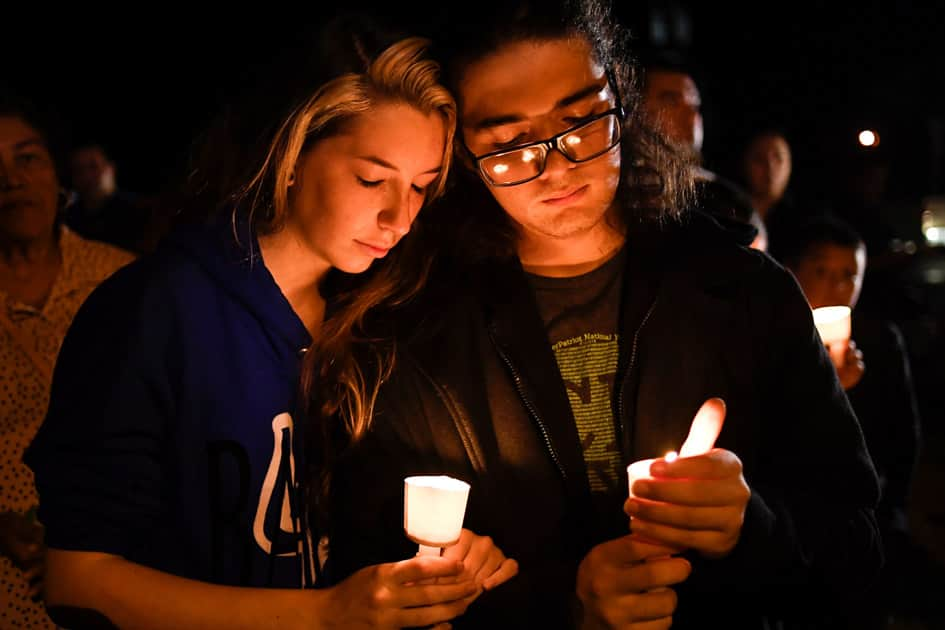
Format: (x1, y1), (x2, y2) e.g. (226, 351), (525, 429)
(466, 69), (626, 187)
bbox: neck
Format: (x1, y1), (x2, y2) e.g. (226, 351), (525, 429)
(83, 189), (112, 210)
(752, 196), (773, 219)
(0, 231), (58, 274)
(517, 207), (625, 277)
(257, 228), (330, 337)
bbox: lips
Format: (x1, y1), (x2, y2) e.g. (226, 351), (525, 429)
(356, 240), (393, 257)
(542, 184), (589, 205)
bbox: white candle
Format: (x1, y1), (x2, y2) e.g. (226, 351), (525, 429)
(813, 306), (851, 368)
(404, 475), (470, 556)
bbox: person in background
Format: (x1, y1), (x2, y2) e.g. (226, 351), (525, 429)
(25, 19), (514, 630)
(738, 128), (804, 256)
(780, 215), (928, 628)
(640, 51), (758, 239)
(65, 142), (157, 254)
(0, 92), (134, 629)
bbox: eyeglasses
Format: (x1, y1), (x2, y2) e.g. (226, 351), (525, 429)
(468, 107), (624, 187)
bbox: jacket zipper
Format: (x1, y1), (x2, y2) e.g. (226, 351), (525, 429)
(617, 297), (659, 448)
(489, 325), (567, 482)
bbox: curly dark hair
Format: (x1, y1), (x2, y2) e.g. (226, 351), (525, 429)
(424, 0), (696, 263)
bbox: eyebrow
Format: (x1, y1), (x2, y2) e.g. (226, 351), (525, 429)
(356, 155), (441, 174)
(14, 138), (46, 151)
(472, 81), (607, 131)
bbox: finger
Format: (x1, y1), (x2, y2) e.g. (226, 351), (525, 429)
(678, 397), (726, 457)
(645, 449), (744, 482)
(631, 474), (749, 508)
(396, 580), (479, 608)
(626, 500), (736, 531)
(626, 617), (674, 630)
(599, 534), (679, 564)
(440, 529), (474, 566)
(630, 519), (736, 556)
(609, 556), (691, 593)
(396, 599), (471, 628)
(608, 587), (678, 623)
(389, 556), (465, 584)
(24, 565), (43, 582)
(471, 547), (505, 586)
(482, 558), (519, 590)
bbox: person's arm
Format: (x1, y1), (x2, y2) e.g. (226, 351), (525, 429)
(729, 265), (880, 599)
(45, 548), (477, 630)
(875, 322), (921, 519)
(673, 263), (882, 614)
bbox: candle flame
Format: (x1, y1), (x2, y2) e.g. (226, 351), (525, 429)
(664, 451), (678, 463)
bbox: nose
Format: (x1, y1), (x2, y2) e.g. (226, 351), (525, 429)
(538, 146), (574, 181)
(378, 186), (414, 238)
(0, 156), (24, 191)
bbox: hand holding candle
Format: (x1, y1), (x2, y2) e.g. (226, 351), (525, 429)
(625, 398), (751, 559)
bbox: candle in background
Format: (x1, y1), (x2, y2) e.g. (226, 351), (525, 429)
(403, 475), (471, 556)
(812, 305), (852, 368)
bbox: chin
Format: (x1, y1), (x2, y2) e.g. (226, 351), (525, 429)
(334, 257), (376, 275)
(531, 206), (609, 239)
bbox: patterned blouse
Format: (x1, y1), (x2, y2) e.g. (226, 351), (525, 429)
(1, 227), (133, 628)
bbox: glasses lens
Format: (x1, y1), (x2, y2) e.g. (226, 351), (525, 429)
(479, 146), (545, 186)
(561, 114), (621, 161)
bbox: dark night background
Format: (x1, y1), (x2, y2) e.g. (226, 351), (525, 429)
(6, 2), (945, 208)
(6, 0), (945, 599)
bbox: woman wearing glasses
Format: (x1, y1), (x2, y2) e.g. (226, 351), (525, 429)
(323, 1), (882, 628)
(25, 17), (516, 630)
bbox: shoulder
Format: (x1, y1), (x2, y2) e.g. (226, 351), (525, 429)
(659, 210), (795, 290)
(60, 226), (136, 283)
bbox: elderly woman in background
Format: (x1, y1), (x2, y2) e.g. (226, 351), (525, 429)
(0, 93), (133, 628)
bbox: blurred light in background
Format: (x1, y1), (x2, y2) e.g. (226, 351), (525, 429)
(921, 196), (945, 245)
(858, 129), (879, 147)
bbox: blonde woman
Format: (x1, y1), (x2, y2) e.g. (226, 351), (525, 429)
(26, 19), (515, 630)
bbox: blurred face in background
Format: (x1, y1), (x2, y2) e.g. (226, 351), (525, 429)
(743, 133), (791, 208)
(641, 70), (704, 153)
(790, 241), (866, 309)
(70, 146), (116, 200)
(0, 115), (60, 244)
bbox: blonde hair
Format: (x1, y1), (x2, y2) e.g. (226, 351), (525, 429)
(234, 37), (455, 236)
(245, 37), (454, 519)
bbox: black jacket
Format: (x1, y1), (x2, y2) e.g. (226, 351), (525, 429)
(329, 212), (881, 629)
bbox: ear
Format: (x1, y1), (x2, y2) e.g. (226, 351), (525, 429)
(288, 170), (296, 187)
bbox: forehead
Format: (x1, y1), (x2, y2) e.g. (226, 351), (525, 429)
(457, 37), (606, 124)
(806, 242), (864, 265)
(314, 102), (446, 171)
(0, 115), (44, 148)
(644, 71), (699, 99)
(73, 147), (108, 163)
(749, 134), (790, 155)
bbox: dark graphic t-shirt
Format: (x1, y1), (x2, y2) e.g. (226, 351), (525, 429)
(527, 249), (626, 517)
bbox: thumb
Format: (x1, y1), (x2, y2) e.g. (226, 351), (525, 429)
(679, 398), (726, 457)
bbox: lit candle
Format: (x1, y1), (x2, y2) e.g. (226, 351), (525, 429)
(403, 475), (471, 556)
(812, 306), (851, 368)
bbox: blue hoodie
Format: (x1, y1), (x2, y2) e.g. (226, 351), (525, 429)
(26, 218), (317, 588)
